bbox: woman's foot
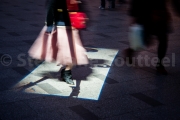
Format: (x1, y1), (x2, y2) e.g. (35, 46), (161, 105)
(61, 69), (74, 85)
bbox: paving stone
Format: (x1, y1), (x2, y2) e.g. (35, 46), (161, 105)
(101, 113), (140, 120)
(17, 18), (27, 21)
(141, 87), (180, 105)
(0, 90), (41, 104)
(99, 78), (157, 100)
(37, 83), (62, 94)
(7, 32), (20, 36)
(81, 96), (151, 118)
(0, 83), (8, 92)
(12, 67), (30, 76)
(5, 13), (14, 16)
(0, 69), (23, 79)
(96, 33), (111, 38)
(0, 101), (38, 120)
(132, 104), (180, 120)
(0, 0), (180, 119)
(131, 93), (164, 107)
(0, 26), (5, 29)
(104, 77), (119, 84)
(23, 96), (84, 120)
(69, 105), (99, 120)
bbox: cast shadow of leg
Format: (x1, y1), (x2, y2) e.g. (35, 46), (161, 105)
(68, 59), (110, 98)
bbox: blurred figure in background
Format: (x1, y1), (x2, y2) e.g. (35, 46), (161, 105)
(171, 0), (180, 17)
(124, 0), (172, 75)
(99, 0), (115, 9)
(28, 0), (88, 85)
(118, 0), (126, 4)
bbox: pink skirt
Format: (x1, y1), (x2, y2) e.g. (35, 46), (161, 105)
(28, 26), (88, 65)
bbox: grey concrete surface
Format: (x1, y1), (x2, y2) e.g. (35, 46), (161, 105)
(0, 0), (180, 119)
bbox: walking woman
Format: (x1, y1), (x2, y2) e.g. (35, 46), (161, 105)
(28, 0), (88, 85)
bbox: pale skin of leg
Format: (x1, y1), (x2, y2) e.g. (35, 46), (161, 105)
(65, 64), (73, 70)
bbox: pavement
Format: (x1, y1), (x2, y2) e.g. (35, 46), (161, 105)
(0, 0), (180, 119)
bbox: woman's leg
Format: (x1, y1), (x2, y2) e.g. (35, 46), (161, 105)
(100, 0), (105, 9)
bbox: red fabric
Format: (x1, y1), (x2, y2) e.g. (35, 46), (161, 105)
(66, 0), (79, 11)
(69, 12), (87, 29)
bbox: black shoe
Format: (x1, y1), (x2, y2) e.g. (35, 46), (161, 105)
(156, 63), (168, 75)
(61, 69), (74, 85)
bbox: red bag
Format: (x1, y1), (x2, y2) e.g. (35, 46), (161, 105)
(66, 0), (79, 11)
(69, 12), (87, 29)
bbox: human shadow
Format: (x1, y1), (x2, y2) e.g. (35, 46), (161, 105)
(14, 76), (48, 92)
(14, 58), (110, 98)
(69, 58), (110, 98)
(13, 70), (62, 92)
(85, 47), (99, 52)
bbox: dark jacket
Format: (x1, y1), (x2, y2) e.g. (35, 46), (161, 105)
(46, 0), (71, 26)
(129, 0), (170, 33)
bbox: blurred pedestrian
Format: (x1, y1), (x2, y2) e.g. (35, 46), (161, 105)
(118, 0), (126, 4)
(171, 0), (180, 17)
(124, 0), (171, 75)
(99, 0), (115, 9)
(28, 0), (88, 84)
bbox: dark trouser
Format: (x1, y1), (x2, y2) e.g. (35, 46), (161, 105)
(157, 32), (168, 64)
(101, 0), (106, 7)
(144, 28), (168, 65)
(101, 0), (115, 8)
(110, 0), (115, 8)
